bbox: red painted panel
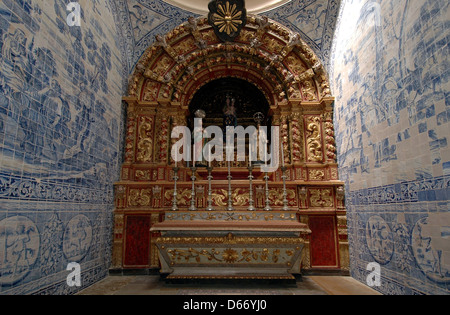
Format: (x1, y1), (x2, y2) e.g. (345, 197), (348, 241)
(124, 216), (151, 267)
(309, 216), (338, 268)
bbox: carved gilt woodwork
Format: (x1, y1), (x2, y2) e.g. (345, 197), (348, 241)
(129, 189), (151, 207)
(112, 15), (348, 274)
(309, 188), (334, 208)
(136, 117), (154, 163)
(305, 116), (323, 162)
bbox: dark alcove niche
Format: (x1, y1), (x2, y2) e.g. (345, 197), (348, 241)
(188, 77), (271, 129)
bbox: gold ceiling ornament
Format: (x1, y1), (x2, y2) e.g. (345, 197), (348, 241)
(208, 0), (247, 42)
(213, 2), (243, 35)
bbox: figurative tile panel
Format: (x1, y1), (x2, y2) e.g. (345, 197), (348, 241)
(331, 0), (450, 294)
(0, 0), (124, 294)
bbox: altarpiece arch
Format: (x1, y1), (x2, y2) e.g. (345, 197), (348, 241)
(112, 13), (348, 277)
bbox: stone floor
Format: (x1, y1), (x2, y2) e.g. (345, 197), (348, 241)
(77, 275), (382, 295)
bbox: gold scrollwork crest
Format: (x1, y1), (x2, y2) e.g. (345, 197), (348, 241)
(164, 189), (192, 206)
(269, 188), (296, 206)
(212, 188), (249, 207)
(135, 170), (152, 180)
(309, 169), (325, 180)
(129, 189), (151, 207)
(309, 189), (334, 208)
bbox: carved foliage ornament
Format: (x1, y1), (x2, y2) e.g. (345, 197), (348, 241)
(129, 189), (151, 207)
(166, 247), (291, 264)
(306, 116), (323, 162)
(136, 117), (154, 162)
(208, 0), (247, 42)
(309, 189), (334, 208)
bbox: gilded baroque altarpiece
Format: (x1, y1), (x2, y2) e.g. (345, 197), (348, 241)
(112, 14), (348, 276)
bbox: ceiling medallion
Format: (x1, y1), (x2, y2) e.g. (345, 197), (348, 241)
(208, 0), (247, 42)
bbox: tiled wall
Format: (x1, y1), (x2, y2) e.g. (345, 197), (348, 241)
(0, 0), (125, 294)
(331, 0), (450, 294)
(264, 0), (340, 70)
(4, 0), (447, 295)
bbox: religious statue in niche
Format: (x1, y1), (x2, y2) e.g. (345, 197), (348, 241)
(223, 95), (238, 129)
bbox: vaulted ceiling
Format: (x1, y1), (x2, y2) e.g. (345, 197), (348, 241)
(162, 0), (293, 14)
(113, 0), (341, 75)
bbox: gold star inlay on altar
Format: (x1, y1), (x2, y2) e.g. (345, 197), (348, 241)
(212, 2), (243, 36)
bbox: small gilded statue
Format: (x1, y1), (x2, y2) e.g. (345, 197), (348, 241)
(223, 95), (237, 128)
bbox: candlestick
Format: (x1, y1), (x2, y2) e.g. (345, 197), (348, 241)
(206, 165), (214, 211)
(262, 140), (272, 211)
(192, 138), (196, 167)
(227, 161), (234, 211)
(264, 144), (268, 166)
(281, 166), (289, 211)
(264, 170), (272, 211)
(247, 164), (255, 211)
(208, 151), (211, 168)
(175, 149), (178, 167)
(171, 166), (179, 211)
(189, 166), (197, 211)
